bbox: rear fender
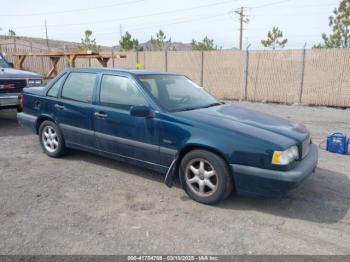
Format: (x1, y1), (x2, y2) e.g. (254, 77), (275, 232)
(35, 114), (58, 134)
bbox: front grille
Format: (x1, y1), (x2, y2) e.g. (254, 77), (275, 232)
(0, 79), (27, 93)
(301, 137), (311, 159)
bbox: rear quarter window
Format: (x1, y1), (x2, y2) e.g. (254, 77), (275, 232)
(47, 73), (66, 97)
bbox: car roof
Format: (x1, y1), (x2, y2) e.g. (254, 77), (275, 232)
(64, 67), (180, 76)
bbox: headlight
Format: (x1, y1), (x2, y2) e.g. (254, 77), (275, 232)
(272, 145), (299, 165)
(28, 79), (42, 86)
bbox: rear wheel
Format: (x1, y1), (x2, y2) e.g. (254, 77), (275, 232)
(180, 149), (233, 204)
(39, 120), (66, 158)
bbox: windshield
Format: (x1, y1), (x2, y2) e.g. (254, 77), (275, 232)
(137, 75), (220, 112)
(0, 56), (10, 68)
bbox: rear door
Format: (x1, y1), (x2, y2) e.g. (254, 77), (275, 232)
(55, 71), (98, 150)
(94, 73), (160, 165)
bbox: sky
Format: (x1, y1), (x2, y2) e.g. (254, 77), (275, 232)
(0, 0), (341, 50)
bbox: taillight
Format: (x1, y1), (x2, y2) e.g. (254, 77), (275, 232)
(18, 95), (24, 111)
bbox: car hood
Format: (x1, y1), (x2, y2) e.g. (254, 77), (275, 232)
(0, 67), (42, 78)
(174, 104), (309, 143)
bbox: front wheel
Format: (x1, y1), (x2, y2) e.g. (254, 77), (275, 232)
(39, 120), (66, 158)
(179, 150), (233, 204)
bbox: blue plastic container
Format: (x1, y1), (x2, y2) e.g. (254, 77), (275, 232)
(326, 133), (349, 155)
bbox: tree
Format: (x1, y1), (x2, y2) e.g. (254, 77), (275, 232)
(191, 36), (218, 50)
(119, 31), (139, 51)
(8, 29), (16, 37)
(150, 30), (167, 50)
(314, 0), (350, 48)
(261, 27), (288, 49)
(77, 29), (101, 53)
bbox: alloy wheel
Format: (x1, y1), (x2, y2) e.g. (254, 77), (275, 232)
(185, 158), (218, 197)
(42, 126), (59, 153)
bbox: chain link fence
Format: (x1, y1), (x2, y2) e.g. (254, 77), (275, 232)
(3, 48), (350, 108)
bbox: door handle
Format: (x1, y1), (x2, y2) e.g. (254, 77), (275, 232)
(94, 111), (108, 118)
(54, 103), (64, 110)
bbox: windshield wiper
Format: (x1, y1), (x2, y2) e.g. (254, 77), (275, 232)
(172, 102), (224, 112)
(202, 102), (224, 108)
(172, 107), (199, 112)
(171, 102), (224, 112)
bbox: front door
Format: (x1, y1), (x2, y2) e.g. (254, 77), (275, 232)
(56, 71), (97, 150)
(94, 74), (160, 165)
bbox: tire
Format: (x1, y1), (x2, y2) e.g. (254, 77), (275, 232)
(179, 149), (233, 204)
(39, 120), (66, 158)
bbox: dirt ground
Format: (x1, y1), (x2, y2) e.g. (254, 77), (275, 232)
(0, 102), (349, 255)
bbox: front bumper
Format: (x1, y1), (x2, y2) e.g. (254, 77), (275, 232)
(0, 93), (20, 108)
(231, 144), (318, 197)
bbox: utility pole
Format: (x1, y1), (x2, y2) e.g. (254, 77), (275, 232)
(45, 20), (50, 51)
(234, 7), (248, 50)
(119, 24), (123, 39)
(239, 7), (244, 50)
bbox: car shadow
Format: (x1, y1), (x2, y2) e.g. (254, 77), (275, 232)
(217, 168), (350, 224)
(0, 109), (31, 137)
(64, 149), (183, 188)
(64, 150), (350, 224)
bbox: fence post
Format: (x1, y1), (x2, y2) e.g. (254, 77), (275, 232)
(112, 47), (115, 68)
(298, 43), (307, 104)
(40, 57), (45, 75)
(241, 44), (251, 101)
(13, 37), (17, 52)
(63, 44), (68, 68)
(165, 51), (168, 72)
(200, 51), (204, 86)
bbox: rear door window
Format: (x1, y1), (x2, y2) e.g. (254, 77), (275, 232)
(61, 72), (96, 103)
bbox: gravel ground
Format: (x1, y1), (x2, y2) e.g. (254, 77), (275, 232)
(0, 102), (349, 255)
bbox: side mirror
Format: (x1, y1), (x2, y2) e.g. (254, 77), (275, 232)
(8, 62), (14, 68)
(130, 105), (154, 118)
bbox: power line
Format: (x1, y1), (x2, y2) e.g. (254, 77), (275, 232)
(48, 11), (231, 37)
(5, 0), (240, 30)
(0, 0), (145, 17)
(115, 12), (229, 32)
(249, 0), (292, 9)
(251, 11), (337, 17)
(252, 3), (337, 10)
(17, 7), (335, 35)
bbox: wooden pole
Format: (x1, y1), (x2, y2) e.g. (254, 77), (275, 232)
(239, 7), (244, 51)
